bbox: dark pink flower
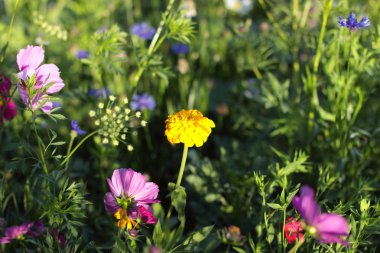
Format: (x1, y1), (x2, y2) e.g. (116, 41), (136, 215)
(129, 206), (157, 225)
(0, 75), (17, 124)
(51, 228), (65, 249)
(284, 217), (303, 244)
(27, 220), (45, 237)
(16, 45), (64, 113)
(292, 185), (350, 245)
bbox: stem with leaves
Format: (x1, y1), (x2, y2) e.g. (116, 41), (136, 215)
(166, 144), (189, 219)
(311, 0), (333, 108)
(132, 0), (177, 87)
(59, 131), (98, 168)
(32, 117), (48, 175)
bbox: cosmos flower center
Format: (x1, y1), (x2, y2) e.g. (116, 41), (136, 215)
(307, 225), (318, 237)
(116, 195), (135, 210)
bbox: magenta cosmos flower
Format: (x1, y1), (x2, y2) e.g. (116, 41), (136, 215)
(16, 45), (64, 113)
(292, 185), (350, 245)
(104, 168), (159, 231)
(0, 222), (33, 244)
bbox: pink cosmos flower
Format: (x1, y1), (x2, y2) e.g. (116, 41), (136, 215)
(104, 168), (159, 231)
(292, 185), (350, 245)
(0, 75), (17, 124)
(16, 45), (64, 113)
(284, 217), (303, 244)
(0, 222), (33, 244)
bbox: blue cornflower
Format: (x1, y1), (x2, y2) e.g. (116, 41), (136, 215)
(76, 50), (89, 59)
(71, 120), (86, 135)
(338, 12), (370, 31)
(131, 93), (156, 111)
(171, 43), (190, 55)
(130, 22), (156, 40)
(88, 87), (110, 98)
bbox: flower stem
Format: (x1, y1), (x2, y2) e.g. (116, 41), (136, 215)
(288, 234), (306, 253)
(175, 145), (189, 188)
(311, 0), (333, 108)
(64, 133), (76, 170)
(166, 144), (189, 219)
(32, 118), (48, 175)
(59, 131), (98, 168)
(133, 0), (177, 87)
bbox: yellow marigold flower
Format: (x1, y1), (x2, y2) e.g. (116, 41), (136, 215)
(165, 109), (215, 147)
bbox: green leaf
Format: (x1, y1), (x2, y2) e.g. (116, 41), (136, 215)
(182, 225), (214, 247)
(153, 220), (163, 246)
(171, 186), (187, 220)
(232, 247), (247, 253)
(267, 203), (283, 210)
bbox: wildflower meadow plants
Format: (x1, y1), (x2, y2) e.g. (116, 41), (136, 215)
(1, 0), (380, 252)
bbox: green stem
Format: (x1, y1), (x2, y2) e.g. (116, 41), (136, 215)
(175, 145), (189, 188)
(1, 0), (19, 64)
(282, 208), (286, 253)
(288, 233), (307, 253)
(311, 0), (333, 107)
(64, 133), (76, 170)
(32, 118), (48, 175)
(166, 144), (189, 219)
(133, 0), (177, 86)
(59, 131), (97, 168)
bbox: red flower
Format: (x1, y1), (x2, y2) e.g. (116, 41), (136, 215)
(284, 217), (304, 244)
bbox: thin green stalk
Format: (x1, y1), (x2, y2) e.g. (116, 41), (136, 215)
(32, 119), (48, 175)
(64, 133), (76, 170)
(291, 0), (300, 97)
(133, 0), (177, 86)
(282, 208), (286, 253)
(7, 0), (19, 41)
(59, 131), (98, 167)
(311, 0), (334, 107)
(175, 145), (189, 188)
(288, 233), (307, 253)
(166, 145), (189, 219)
(0, 0), (19, 64)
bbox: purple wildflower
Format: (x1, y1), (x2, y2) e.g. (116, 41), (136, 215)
(130, 22), (156, 40)
(292, 185), (350, 245)
(338, 12), (370, 31)
(71, 120), (87, 135)
(171, 43), (190, 55)
(88, 87), (110, 98)
(0, 222), (33, 244)
(76, 50), (89, 59)
(16, 45), (64, 113)
(131, 93), (156, 111)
